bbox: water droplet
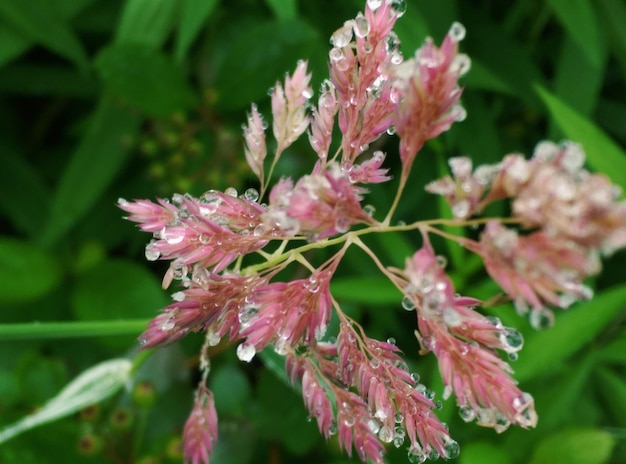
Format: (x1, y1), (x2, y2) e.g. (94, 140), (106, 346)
(442, 307), (462, 327)
(343, 414), (355, 427)
(401, 295), (416, 311)
(243, 188), (259, 202)
(366, 0), (383, 10)
(224, 187), (238, 197)
(302, 88), (313, 99)
(160, 315), (175, 332)
(393, 434), (404, 448)
(386, 125), (396, 135)
(529, 308), (554, 329)
(236, 342), (256, 362)
(274, 337), (289, 355)
(459, 405), (475, 422)
(363, 204), (376, 217)
(330, 23), (353, 48)
(353, 12), (370, 38)
(328, 421), (338, 435)
(145, 243), (160, 261)
(238, 304), (258, 328)
(500, 327), (524, 352)
(394, 412), (404, 423)
(207, 330), (221, 346)
(452, 104), (467, 122)
(451, 53), (471, 76)
(387, 337), (396, 345)
(335, 216), (351, 233)
(367, 418), (381, 433)
(374, 408), (388, 420)
(369, 358), (380, 369)
(390, 0), (407, 17)
(410, 372), (420, 383)
(449, 22), (466, 42)
(378, 425), (393, 443)
(172, 291), (185, 302)
(443, 439), (460, 459)
(408, 446), (428, 463)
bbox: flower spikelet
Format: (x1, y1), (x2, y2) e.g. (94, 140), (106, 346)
(182, 384), (218, 464)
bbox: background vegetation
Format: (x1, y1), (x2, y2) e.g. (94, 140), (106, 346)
(0, 0), (625, 463)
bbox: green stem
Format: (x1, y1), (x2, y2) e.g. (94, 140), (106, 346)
(0, 319), (151, 341)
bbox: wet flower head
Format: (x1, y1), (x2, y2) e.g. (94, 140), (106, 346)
(119, 1), (626, 463)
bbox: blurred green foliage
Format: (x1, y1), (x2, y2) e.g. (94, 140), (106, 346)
(0, 0), (625, 463)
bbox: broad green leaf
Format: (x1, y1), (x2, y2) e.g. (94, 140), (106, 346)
(71, 259), (167, 322)
(213, 19), (322, 111)
(514, 285), (626, 382)
(0, 0), (88, 70)
(40, 97), (140, 245)
(175, 0), (219, 62)
(553, 36), (606, 118)
(536, 85), (626, 189)
(598, 328), (626, 365)
(115, 0), (178, 48)
(395, 4), (430, 54)
(0, 237), (61, 305)
(0, 20), (30, 68)
(464, 59), (514, 95)
(0, 358), (132, 444)
(0, 320), (151, 341)
(529, 428), (615, 464)
(0, 64), (96, 97)
(211, 364), (252, 416)
(548, 0), (604, 68)
(0, 146), (49, 237)
(331, 276), (400, 305)
(595, 367), (626, 427)
(460, 442), (512, 464)
(95, 44), (195, 117)
(265, 0), (298, 21)
(597, 0), (626, 82)
(253, 370), (320, 455)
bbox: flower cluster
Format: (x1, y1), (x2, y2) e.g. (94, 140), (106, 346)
(119, 1), (626, 463)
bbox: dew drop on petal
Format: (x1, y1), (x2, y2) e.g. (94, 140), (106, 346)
(401, 295), (416, 311)
(378, 425), (393, 443)
(390, 0), (407, 17)
(353, 13), (370, 38)
(449, 22), (466, 42)
(145, 244), (160, 261)
(236, 342), (256, 362)
(243, 188), (259, 202)
(367, 0), (383, 10)
(459, 405), (475, 422)
(224, 187), (238, 197)
(443, 439), (460, 459)
(367, 419), (381, 434)
(160, 316), (176, 332)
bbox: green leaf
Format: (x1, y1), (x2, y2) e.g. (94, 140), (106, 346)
(71, 259), (167, 322)
(535, 85), (626, 189)
(0, 358), (132, 444)
(597, 0), (626, 82)
(115, 0), (178, 48)
(0, 0), (88, 70)
(211, 364), (252, 416)
(514, 285), (626, 382)
(548, 0), (604, 68)
(373, 231), (416, 268)
(595, 367), (626, 427)
(0, 20), (30, 68)
(265, 0), (298, 21)
(40, 97), (140, 245)
(253, 370), (320, 455)
(0, 237), (61, 305)
(552, 36), (606, 118)
(459, 441), (512, 464)
(95, 44), (196, 117)
(213, 19), (322, 111)
(0, 146), (50, 238)
(529, 428), (616, 464)
(0, 320), (151, 341)
(175, 0), (219, 62)
(331, 276), (400, 305)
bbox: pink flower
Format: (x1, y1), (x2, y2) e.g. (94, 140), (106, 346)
(403, 234), (537, 432)
(239, 269), (333, 355)
(328, 1), (402, 163)
(392, 22), (469, 167)
(243, 103), (267, 182)
(347, 150), (391, 185)
(470, 221), (597, 328)
(308, 79), (338, 160)
(264, 163), (374, 239)
(182, 384), (218, 464)
(271, 60), (312, 152)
